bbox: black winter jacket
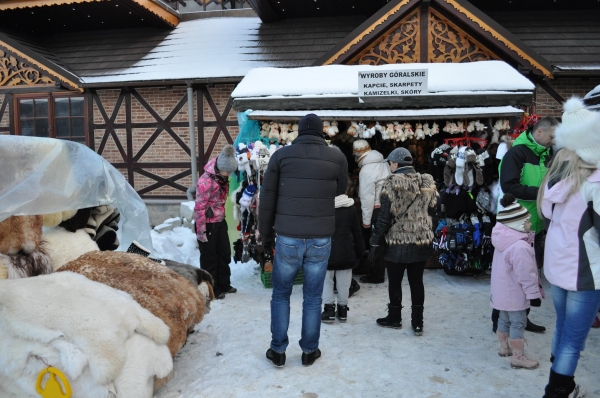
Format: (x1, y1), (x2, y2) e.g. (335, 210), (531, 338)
(328, 206), (365, 270)
(258, 133), (348, 240)
(371, 167), (435, 264)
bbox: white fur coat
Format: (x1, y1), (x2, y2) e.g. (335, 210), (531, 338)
(0, 272), (172, 398)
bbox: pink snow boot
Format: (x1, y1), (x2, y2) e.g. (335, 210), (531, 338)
(496, 332), (512, 357)
(509, 339), (539, 369)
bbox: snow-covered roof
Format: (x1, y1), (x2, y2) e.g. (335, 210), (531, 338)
(63, 16), (361, 84)
(231, 61), (535, 99)
(247, 106), (524, 121)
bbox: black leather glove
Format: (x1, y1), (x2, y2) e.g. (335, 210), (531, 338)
(530, 298), (542, 307)
(263, 240), (274, 259)
(368, 246), (378, 263)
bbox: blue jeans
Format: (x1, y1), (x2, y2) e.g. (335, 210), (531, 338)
(551, 284), (600, 376)
(270, 235), (331, 354)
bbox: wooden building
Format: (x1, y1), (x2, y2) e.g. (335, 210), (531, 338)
(1, 0), (599, 201)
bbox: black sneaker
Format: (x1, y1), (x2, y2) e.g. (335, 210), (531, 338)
(301, 349), (321, 366)
(266, 349), (285, 368)
(337, 304), (348, 323)
(412, 325), (423, 336)
(226, 286), (237, 294)
(215, 291), (225, 300)
(321, 304), (336, 323)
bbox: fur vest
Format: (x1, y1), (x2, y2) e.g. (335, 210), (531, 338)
(380, 171), (438, 246)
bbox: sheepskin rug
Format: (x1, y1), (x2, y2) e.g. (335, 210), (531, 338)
(0, 272), (172, 398)
(59, 251), (209, 359)
(43, 226), (100, 271)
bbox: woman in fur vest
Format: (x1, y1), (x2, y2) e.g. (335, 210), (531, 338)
(538, 98), (600, 398)
(195, 144), (238, 299)
(369, 147), (438, 335)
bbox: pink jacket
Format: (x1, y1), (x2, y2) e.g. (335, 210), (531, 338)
(542, 170), (600, 291)
(490, 223), (541, 311)
(194, 158), (229, 242)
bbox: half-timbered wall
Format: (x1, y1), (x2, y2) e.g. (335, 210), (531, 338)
(91, 83), (238, 199)
(0, 93), (9, 134)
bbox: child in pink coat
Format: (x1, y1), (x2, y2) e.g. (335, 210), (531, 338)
(490, 193), (542, 370)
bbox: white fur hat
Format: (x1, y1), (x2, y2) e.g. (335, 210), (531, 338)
(555, 97), (600, 165)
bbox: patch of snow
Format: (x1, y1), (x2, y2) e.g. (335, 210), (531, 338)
(154, 261), (600, 397)
(180, 201), (195, 221)
(149, 217), (599, 398)
(231, 61), (535, 99)
(151, 226), (199, 267)
(249, 106), (524, 120)
(154, 217), (183, 233)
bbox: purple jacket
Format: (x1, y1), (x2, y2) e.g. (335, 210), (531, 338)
(542, 170), (600, 291)
(490, 223), (541, 311)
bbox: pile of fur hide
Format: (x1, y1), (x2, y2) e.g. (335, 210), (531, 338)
(0, 214), (214, 397)
(0, 272), (172, 398)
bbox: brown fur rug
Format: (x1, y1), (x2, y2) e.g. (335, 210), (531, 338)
(59, 251), (208, 359)
(0, 215), (52, 279)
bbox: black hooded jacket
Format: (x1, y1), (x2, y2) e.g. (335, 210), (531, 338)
(258, 134), (348, 240)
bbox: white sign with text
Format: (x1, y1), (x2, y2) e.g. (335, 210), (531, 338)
(358, 69), (428, 97)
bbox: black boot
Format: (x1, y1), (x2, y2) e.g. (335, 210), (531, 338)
(525, 318), (546, 333)
(491, 309), (499, 333)
(543, 369), (585, 398)
(376, 304), (402, 329)
(301, 349), (321, 366)
(411, 305), (424, 336)
(321, 304), (336, 323)
(337, 304), (348, 323)
(349, 278), (360, 298)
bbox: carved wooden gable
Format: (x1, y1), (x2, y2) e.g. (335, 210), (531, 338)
(350, 10), (421, 65)
(428, 9), (497, 63)
(349, 7), (498, 66)
(0, 46), (57, 88)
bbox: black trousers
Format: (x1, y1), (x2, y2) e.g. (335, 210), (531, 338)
(361, 208), (386, 281)
(198, 220), (232, 295)
(387, 260), (425, 308)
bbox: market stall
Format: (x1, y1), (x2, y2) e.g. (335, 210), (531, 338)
(230, 61), (535, 275)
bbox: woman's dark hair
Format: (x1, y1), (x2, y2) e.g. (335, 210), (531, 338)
(500, 193), (516, 208)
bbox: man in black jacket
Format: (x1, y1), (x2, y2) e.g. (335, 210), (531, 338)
(260, 113), (347, 368)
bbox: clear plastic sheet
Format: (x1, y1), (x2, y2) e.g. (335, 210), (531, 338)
(0, 136), (152, 251)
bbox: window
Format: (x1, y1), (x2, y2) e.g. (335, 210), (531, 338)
(16, 94), (87, 145)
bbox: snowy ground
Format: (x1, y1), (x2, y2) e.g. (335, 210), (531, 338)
(152, 226), (600, 398)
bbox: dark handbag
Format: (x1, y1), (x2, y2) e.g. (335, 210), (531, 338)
(205, 207), (214, 219)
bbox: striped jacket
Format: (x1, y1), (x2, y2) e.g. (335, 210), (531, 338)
(541, 169), (600, 291)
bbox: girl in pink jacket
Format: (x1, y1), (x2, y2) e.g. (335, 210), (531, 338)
(538, 97), (600, 398)
(194, 145), (238, 299)
(490, 193), (541, 370)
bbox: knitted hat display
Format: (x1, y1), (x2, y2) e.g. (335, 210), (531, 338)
(497, 194), (530, 233)
(555, 97), (600, 166)
(352, 139), (371, 157)
(217, 144), (238, 173)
